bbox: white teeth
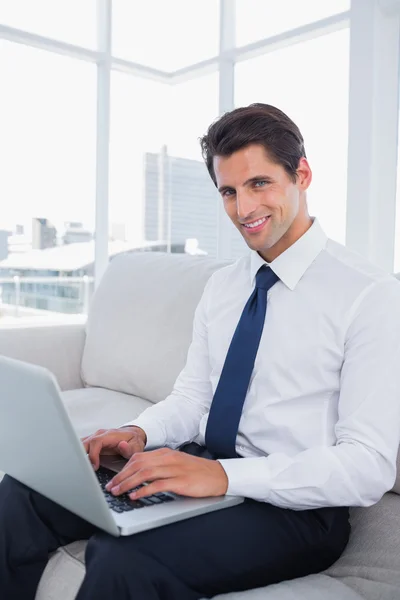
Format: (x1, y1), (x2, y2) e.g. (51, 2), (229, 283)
(244, 217), (267, 228)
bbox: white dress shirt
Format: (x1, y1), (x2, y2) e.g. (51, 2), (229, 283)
(127, 218), (400, 510)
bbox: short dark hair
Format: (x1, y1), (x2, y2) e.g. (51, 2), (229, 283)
(200, 103), (307, 185)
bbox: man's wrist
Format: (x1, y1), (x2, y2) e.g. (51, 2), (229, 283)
(215, 460), (229, 495)
(123, 425), (147, 446)
(120, 418), (167, 450)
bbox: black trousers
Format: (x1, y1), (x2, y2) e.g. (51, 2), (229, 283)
(0, 446), (350, 600)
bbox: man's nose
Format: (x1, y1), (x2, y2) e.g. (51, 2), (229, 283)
(236, 191), (259, 221)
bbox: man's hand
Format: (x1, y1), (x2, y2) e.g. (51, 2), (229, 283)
(105, 448), (229, 499)
(81, 426), (147, 470)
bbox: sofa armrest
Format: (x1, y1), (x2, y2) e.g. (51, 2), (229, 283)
(0, 322), (86, 390)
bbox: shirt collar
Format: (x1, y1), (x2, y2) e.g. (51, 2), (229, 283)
(249, 217), (328, 291)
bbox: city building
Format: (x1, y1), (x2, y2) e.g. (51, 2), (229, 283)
(7, 232), (32, 255)
(62, 222), (93, 245)
(32, 218), (57, 250)
(144, 148), (218, 256)
(0, 231), (9, 262)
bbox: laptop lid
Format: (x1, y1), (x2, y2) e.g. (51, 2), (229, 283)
(0, 356), (119, 536)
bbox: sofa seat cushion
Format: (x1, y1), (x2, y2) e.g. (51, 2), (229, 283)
(36, 542), (86, 600)
(61, 387), (153, 438)
(36, 496), (400, 599)
(326, 492), (400, 599)
(39, 495), (400, 600)
(35, 543), (363, 600)
(210, 575), (364, 599)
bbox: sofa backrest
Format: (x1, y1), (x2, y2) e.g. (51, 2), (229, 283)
(81, 252), (233, 403)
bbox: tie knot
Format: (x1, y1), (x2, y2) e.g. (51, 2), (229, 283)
(255, 265), (280, 291)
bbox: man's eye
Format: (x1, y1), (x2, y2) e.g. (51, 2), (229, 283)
(254, 180), (268, 188)
(223, 189), (235, 197)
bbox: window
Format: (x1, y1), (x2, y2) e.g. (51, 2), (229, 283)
(234, 29), (349, 255)
(235, 0), (350, 48)
(112, 0), (220, 71)
(109, 71), (219, 257)
(0, 0), (97, 48)
(0, 40), (96, 323)
(0, 2), (360, 323)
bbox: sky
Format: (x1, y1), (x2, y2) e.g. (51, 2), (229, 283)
(0, 0), (355, 249)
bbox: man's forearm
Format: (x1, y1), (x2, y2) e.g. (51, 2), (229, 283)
(122, 388), (210, 450)
(219, 441), (395, 509)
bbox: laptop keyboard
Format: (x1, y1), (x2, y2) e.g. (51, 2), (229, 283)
(96, 466), (176, 513)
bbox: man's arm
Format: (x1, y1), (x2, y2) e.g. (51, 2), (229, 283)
(219, 277), (400, 509)
(123, 275), (215, 449)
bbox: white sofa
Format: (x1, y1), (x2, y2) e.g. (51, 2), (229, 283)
(1, 251), (400, 600)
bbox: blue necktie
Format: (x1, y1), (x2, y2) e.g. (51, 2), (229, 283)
(205, 265), (280, 459)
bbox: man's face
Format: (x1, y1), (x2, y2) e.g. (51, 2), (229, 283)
(213, 144), (312, 262)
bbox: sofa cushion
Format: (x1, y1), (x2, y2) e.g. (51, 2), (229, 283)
(61, 387), (152, 438)
(35, 541), (363, 600)
(81, 252), (232, 403)
(326, 492), (400, 599)
(210, 575), (364, 599)
(36, 496), (400, 600)
(36, 542), (85, 600)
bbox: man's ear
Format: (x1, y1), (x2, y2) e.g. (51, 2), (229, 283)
(296, 157), (312, 190)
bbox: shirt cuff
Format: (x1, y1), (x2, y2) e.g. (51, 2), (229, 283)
(218, 457), (270, 501)
(121, 417), (167, 450)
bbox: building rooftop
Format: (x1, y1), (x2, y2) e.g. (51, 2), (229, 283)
(0, 239), (168, 272)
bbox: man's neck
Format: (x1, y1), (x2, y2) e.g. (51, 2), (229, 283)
(259, 215), (313, 263)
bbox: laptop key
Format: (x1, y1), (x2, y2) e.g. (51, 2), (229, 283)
(118, 504), (133, 512)
(120, 501), (144, 511)
(156, 493), (175, 502)
(128, 501), (144, 509)
(137, 498), (154, 506)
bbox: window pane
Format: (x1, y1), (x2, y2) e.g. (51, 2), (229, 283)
(112, 0), (220, 71)
(235, 0), (349, 48)
(234, 30), (349, 258)
(110, 72), (219, 257)
(0, 0), (97, 48)
(0, 41), (96, 324)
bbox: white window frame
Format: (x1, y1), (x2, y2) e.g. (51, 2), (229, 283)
(346, 0), (400, 272)
(1, 0), (399, 278)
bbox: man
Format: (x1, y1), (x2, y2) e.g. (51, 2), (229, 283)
(1, 103), (400, 599)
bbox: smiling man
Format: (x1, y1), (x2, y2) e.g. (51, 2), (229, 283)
(2, 104), (400, 600)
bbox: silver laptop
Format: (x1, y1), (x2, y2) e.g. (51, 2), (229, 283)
(0, 356), (243, 536)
